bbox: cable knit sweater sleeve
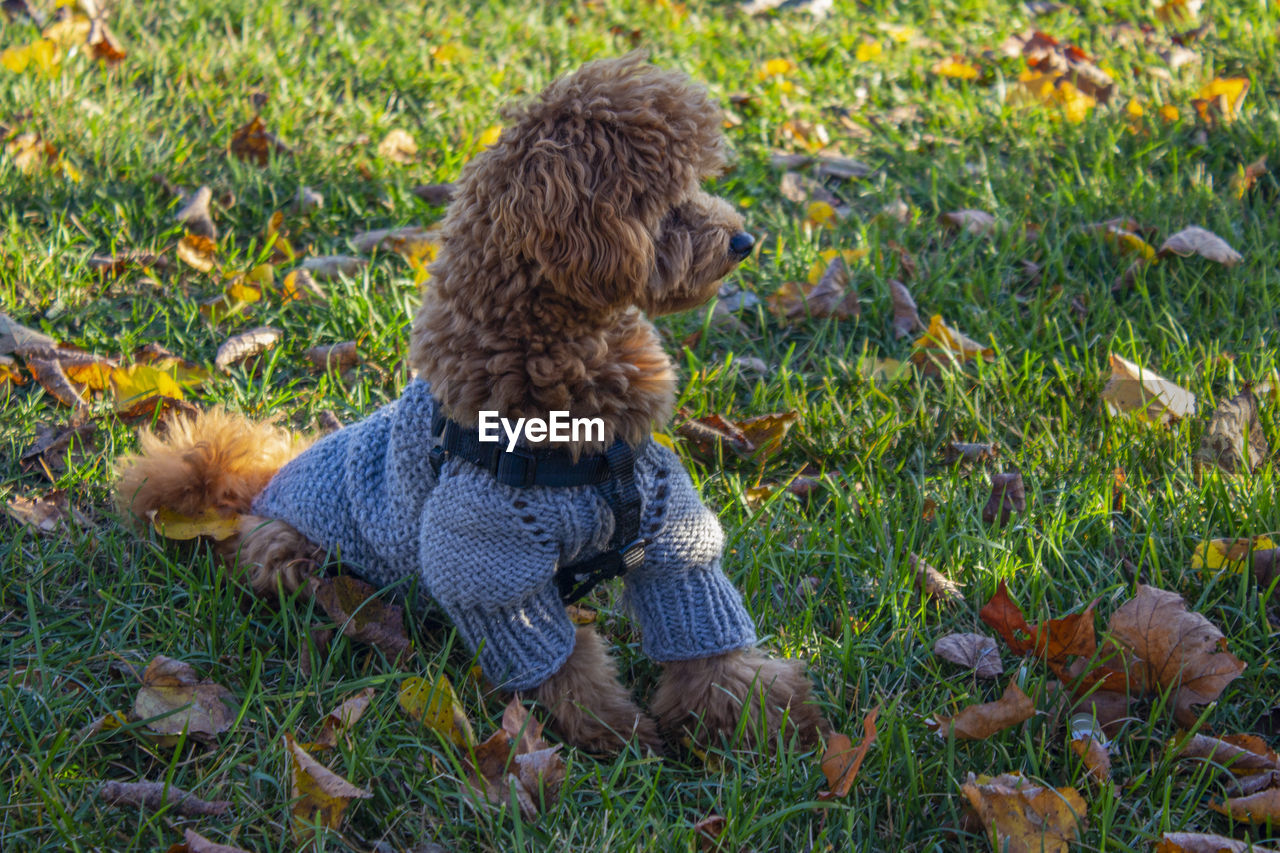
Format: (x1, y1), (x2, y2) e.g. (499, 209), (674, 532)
(622, 443), (757, 662)
(417, 461), (576, 692)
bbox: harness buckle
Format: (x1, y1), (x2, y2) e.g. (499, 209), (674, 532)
(495, 446), (537, 488)
(428, 444), (448, 477)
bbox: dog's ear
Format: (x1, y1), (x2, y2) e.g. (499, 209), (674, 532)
(498, 139), (654, 313)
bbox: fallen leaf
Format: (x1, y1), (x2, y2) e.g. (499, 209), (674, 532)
(911, 553), (963, 605)
(377, 128), (417, 164)
(933, 57), (980, 79)
(351, 225), (441, 259)
(1209, 787), (1280, 825)
(176, 828), (254, 853)
(1255, 549), (1280, 588)
(1193, 77), (1250, 124)
(304, 342), (359, 372)
(469, 698), (565, 819)
(934, 634), (1004, 679)
(1158, 833), (1280, 853)
(693, 815), (727, 852)
(110, 363), (185, 412)
(298, 255), (367, 281)
(97, 780), (230, 817)
(5, 490), (88, 533)
(0, 312), (56, 355)
(779, 171), (841, 207)
(888, 279), (924, 339)
(230, 115), (290, 166)
(940, 209), (997, 236)
(1010, 30), (1114, 103)
(912, 314), (994, 367)
(26, 358), (88, 409)
(311, 575), (413, 663)
(1230, 157), (1268, 199)
(768, 257), (858, 321)
(1158, 226), (1243, 266)
(962, 772), (1085, 853)
(1069, 731), (1111, 784)
(284, 733), (372, 841)
(411, 183), (456, 205)
(944, 441), (998, 464)
(817, 706), (879, 799)
(1176, 732), (1279, 774)
(293, 185), (324, 214)
(313, 687), (377, 750)
(1104, 585), (1246, 726)
(133, 655), (236, 740)
(175, 186), (216, 239)
(930, 681), (1036, 739)
(398, 675), (475, 747)
(214, 326), (282, 371)
(19, 420), (96, 476)
(982, 471), (1026, 525)
(147, 506), (240, 541)
(176, 233), (216, 273)
(281, 268), (325, 302)
(1101, 353), (1196, 424)
(1195, 389), (1268, 475)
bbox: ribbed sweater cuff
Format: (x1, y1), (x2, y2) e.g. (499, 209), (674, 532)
(447, 584), (575, 691)
(625, 567), (757, 662)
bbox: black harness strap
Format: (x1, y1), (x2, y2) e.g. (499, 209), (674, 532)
(428, 412), (646, 604)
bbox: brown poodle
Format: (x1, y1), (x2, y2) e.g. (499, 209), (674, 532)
(116, 53), (826, 756)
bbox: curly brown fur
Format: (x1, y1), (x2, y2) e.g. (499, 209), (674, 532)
(532, 627), (663, 755)
(411, 52), (747, 454)
(651, 649), (829, 750)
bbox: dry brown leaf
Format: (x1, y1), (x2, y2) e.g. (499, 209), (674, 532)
(177, 829), (254, 853)
(888, 278), (924, 339)
(284, 732), (372, 841)
(313, 687), (376, 750)
(940, 209), (997, 236)
(230, 115), (290, 166)
(1256, 549), (1280, 588)
(469, 698), (565, 820)
(133, 655), (236, 740)
(1069, 732), (1111, 784)
(26, 357), (88, 409)
(19, 420), (96, 477)
(176, 233), (216, 273)
(944, 441), (998, 464)
(1104, 585), (1246, 726)
(961, 772), (1086, 853)
(912, 314), (994, 368)
(97, 780), (230, 817)
(304, 341), (359, 372)
(1011, 30), (1115, 103)
(351, 225), (441, 256)
(5, 490), (90, 533)
(779, 170), (841, 207)
(982, 470), (1026, 525)
(0, 312), (56, 355)
(311, 575), (413, 663)
(175, 186), (216, 239)
(298, 255), (367, 281)
(676, 410), (797, 462)
(1158, 226), (1243, 266)
(929, 681), (1035, 739)
(1158, 833), (1280, 853)
(1176, 732), (1279, 774)
(1209, 787), (1280, 825)
(411, 182), (456, 205)
(817, 706), (879, 799)
(693, 815), (727, 852)
(377, 128), (417, 164)
(214, 326), (281, 371)
(911, 553), (963, 605)
(1101, 353), (1196, 424)
(767, 258), (859, 322)
(934, 633), (1004, 679)
(1195, 389), (1268, 475)
(1230, 157), (1268, 199)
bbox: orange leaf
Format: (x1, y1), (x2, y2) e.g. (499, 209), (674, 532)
(818, 706), (879, 799)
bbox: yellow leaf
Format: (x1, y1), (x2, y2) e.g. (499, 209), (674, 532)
(431, 42), (471, 63)
(110, 363), (183, 411)
(1192, 535), (1276, 574)
(284, 733), (372, 842)
(176, 233), (216, 273)
(855, 41), (883, 62)
(912, 314), (994, 365)
(807, 248), (867, 285)
(62, 361), (114, 392)
(1100, 353), (1196, 424)
(1100, 227), (1157, 261)
(651, 432), (675, 451)
(882, 24), (916, 43)
(1126, 99), (1144, 118)
(1194, 77), (1249, 123)
(397, 675), (475, 747)
(151, 507), (240, 541)
(476, 125), (502, 149)
(41, 15), (91, 51)
(758, 57), (796, 79)
(1, 39), (59, 75)
(932, 58), (979, 80)
(1159, 104), (1180, 122)
(805, 200), (838, 228)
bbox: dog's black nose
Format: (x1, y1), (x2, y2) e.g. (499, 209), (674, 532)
(729, 232), (754, 257)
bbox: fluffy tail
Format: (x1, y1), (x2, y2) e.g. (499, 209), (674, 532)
(115, 408), (308, 523)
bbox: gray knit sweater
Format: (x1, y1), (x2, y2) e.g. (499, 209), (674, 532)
(251, 380), (757, 690)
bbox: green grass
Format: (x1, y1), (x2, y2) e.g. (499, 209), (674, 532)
(3, 0), (1280, 850)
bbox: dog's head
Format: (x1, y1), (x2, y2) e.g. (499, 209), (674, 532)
(452, 52), (752, 319)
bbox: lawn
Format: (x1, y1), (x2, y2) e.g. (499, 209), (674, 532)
(2, 0), (1279, 850)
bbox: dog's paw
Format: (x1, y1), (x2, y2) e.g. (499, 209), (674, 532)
(651, 648), (827, 750)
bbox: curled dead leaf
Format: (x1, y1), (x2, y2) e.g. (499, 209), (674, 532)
(177, 829), (254, 853)
(934, 633), (1004, 679)
(377, 128), (418, 164)
(305, 342), (359, 372)
(1158, 225), (1243, 266)
(398, 675), (475, 747)
(982, 471), (1026, 526)
(175, 186), (216, 239)
(230, 115), (291, 166)
(940, 209), (996, 236)
(176, 233), (216, 273)
(313, 687), (376, 750)
(929, 681), (1035, 740)
(284, 733), (372, 841)
(888, 279), (923, 339)
(911, 553), (963, 606)
(817, 706), (879, 799)
(133, 655), (236, 740)
(1101, 353), (1195, 425)
(298, 255), (367, 281)
(1195, 389), (1268, 475)
(1158, 833), (1280, 853)
(97, 780), (230, 817)
(214, 326), (281, 371)
(311, 575), (413, 663)
(1176, 732), (1279, 774)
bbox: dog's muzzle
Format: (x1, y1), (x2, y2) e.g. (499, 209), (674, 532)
(729, 231), (754, 259)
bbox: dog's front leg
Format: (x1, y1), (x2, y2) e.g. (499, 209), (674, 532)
(533, 626), (663, 755)
(651, 648), (827, 750)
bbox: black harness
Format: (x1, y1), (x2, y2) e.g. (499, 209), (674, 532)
(427, 411), (646, 604)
